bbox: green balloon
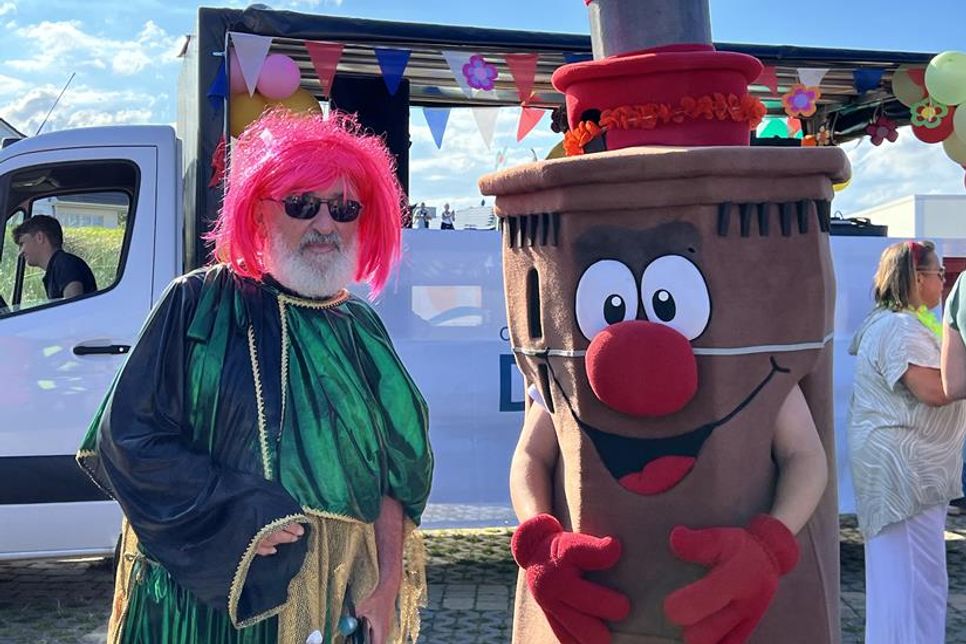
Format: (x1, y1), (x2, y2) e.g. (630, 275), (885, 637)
(925, 51), (966, 106)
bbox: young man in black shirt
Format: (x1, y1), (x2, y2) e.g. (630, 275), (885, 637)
(13, 215), (97, 300)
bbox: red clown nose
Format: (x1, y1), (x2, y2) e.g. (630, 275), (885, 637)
(585, 321), (698, 417)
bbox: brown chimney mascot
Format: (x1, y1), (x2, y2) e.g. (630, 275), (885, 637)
(479, 1), (850, 642)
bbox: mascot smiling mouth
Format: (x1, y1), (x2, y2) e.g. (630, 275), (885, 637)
(576, 357), (789, 495)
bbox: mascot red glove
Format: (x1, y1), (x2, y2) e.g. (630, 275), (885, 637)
(511, 513), (631, 644)
(663, 514), (799, 644)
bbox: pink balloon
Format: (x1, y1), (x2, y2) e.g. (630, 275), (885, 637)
(228, 47), (248, 95)
(256, 54), (301, 100)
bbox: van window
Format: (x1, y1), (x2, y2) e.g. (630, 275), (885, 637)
(0, 161), (138, 317)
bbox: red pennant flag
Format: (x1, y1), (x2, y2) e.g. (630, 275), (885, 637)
(517, 106), (546, 142)
(305, 41), (344, 97)
(786, 117), (802, 136)
(505, 53), (539, 105)
(756, 66), (779, 97)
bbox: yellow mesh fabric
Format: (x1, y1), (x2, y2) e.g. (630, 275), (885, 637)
(105, 514), (427, 643)
(277, 514), (427, 643)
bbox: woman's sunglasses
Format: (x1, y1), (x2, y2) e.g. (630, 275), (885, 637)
(267, 193), (362, 223)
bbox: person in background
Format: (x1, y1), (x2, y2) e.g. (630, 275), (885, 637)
(413, 202), (430, 229)
(941, 270), (966, 515)
(13, 215), (96, 300)
(847, 240), (966, 643)
(440, 203), (455, 230)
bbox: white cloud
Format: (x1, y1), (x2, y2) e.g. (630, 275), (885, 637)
(7, 19), (181, 75)
(409, 107), (558, 208)
(0, 2), (16, 17)
(1, 84), (162, 135)
(836, 128), (964, 215)
(279, 0), (343, 8)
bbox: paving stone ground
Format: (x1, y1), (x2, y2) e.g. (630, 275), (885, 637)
(2, 515), (966, 643)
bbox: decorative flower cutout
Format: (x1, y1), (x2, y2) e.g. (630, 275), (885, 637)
(815, 124), (833, 146)
(782, 84), (821, 118)
(462, 55), (498, 91)
(865, 116), (899, 146)
(910, 98), (950, 129)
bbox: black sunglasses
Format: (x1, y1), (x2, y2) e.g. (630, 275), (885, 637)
(268, 193), (362, 222)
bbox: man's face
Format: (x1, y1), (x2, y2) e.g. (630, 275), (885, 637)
(259, 181), (360, 298)
(16, 231), (46, 268)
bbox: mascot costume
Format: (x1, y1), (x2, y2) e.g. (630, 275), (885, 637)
(480, 1), (850, 642)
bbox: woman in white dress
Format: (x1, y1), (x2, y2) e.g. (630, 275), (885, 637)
(847, 240), (966, 643)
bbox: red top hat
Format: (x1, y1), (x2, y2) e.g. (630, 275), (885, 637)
(555, 0), (765, 153)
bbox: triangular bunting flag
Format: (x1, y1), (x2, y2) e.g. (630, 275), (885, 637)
(305, 41), (344, 97)
(797, 68), (829, 88)
(230, 32), (273, 97)
(564, 52), (593, 64)
(517, 106), (546, 142)
(207, 59), (228, 110)
(443, 50), (475, 98)
(422, 107), (450, 149)
(471, 107), (501, 150)
(505, 53), (539, 104)
(786, 117), (802, 136)
(755, 66), (779, 96)
(375, 47), (411, 96)
(853, 69), (885, 94)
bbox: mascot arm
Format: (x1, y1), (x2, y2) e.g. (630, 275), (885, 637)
(663, 384), (825, 644)
(510, 403), (630, 644)
(510, 403), (559, 521)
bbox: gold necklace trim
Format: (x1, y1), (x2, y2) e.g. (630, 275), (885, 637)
(228, 512), (309, 629)
(276, 288), (350, 310)
(247, 325), (273, 480)
(277, 299), (290, 444)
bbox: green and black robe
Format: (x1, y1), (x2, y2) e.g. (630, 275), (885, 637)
(77, 265), (433, 643)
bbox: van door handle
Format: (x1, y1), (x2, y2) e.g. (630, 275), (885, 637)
(73, 343), (131, 356)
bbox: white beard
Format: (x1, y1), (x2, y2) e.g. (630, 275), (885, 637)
(264, 231), (357, 299)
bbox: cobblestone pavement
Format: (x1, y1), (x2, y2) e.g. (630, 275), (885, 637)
(2, 516), (966, 643)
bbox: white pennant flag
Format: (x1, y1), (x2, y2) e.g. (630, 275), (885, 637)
(443, 50), (475, 98)
(471, 107), (501, 150)
(797, 68), (829, 87)
(230, 32), (273, 96)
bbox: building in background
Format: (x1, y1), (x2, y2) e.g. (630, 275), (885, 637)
(852, 194), (966, 297)
(851, 194), (966, 239)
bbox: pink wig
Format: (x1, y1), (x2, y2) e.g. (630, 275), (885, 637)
(209, 108), (404, 296)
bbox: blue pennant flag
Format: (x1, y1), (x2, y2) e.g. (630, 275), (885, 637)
(853, 69), (885, 94)
(422, 107), (450, 149)
(206, 59), (228, 110)
(375, 47), (412, 96)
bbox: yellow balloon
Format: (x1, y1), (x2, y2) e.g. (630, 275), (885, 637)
(270, 88), (323, 115)
(546, 140), (566, 159)
(833, 178), (851, 192)
(925, 51), (966, 107)
(891, 66), (927, 107)
(943, 132), (966, 165)
(229, 92), (268, 138)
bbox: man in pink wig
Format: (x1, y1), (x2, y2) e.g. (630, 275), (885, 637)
(77, 109), (433, 644)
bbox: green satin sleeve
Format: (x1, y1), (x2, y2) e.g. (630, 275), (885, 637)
(275, 297), (433, 525)
(351, 301), (433, 525)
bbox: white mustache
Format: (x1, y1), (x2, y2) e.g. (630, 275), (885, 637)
(299, 231), (341, 251)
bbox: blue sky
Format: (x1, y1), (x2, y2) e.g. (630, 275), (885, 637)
(1, 0), (964, 217)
